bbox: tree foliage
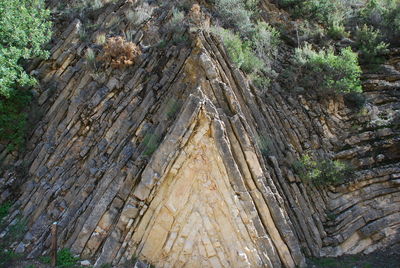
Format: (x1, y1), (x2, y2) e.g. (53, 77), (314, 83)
(294, 44), (362, 94)
(293, 155), (354, 186)
(0, 0), (52, 149)
(359, 0), (400, 45)
(0, 0), (52, 98)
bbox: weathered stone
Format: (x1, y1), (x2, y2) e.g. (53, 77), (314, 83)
(0, 1), (399, 267)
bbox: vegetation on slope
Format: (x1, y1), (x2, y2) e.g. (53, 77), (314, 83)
(293, 45), (362, 94)
(0, 0), (52, 150)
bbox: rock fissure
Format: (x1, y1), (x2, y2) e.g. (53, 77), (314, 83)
(1, 1), (399, 267)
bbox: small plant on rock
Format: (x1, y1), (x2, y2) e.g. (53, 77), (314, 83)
(57, 248), (79, 268)
(214, 0), (254, 35)
(168, 8), (185, 33)
(359, 0), (400, 45)
(99, 36), (141, 69)
(125, 3), (152, 26)
(252, 21), (280, 68)
(355, 24), (388, 64)
(213, 27), (264, 74)
(85, 48), (97, 70)
(293, 155), (354, 186)
(293, 44), (362, 95)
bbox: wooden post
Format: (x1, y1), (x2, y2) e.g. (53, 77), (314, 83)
(51, 222), (58, 267)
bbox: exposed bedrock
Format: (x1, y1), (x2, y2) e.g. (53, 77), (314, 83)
(0, 1), (399, 267)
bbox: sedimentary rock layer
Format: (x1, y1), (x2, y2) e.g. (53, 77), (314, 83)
(1, 1), (399, 267)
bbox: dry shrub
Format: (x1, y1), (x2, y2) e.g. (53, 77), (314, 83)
(190, 3), (201, 23)
(191, 4), (201, 14)
(100, 36), (141, 68)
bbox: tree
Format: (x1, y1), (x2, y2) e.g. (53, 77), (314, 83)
(0, 0), (52, 150)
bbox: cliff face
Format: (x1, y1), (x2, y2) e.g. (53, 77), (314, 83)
(1, 1), (399, 267)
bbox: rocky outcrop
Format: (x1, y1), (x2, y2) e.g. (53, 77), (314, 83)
(0, 1), (399, 267)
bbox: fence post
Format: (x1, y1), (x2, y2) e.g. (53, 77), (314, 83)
(51, 222), (58, 267)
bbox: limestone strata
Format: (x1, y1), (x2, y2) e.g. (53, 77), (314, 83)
(0, 1), (399, 267)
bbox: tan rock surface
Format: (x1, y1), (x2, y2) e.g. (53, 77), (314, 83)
(0, 1), (399, 267)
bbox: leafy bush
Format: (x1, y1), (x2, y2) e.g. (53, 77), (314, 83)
(143, 132), (161, 157)
(344, 91), (366, 110)
(359, 0), (400, 45)
(355, 25), (388, 63)
(0, 90), (31, 151)
(0, 0), (52, 98)
(293, 155), (354, 185)
(294, 44), (362, 94)
(274, 0), (301, 8)
(85, 48), (97, 70)
(213, 18), (280, 88)
(0, 214), (27, 267)
(213, 0), (254, 35)
(250, 73), (271, 89)
(0, 202), (12, 224)
(277, 0), (351, 39)
(40, 249), (80, 268)
(167, 8), (186, 33)
(294, 20), (326, 44)
(252, 21), (280, 64)
(100, 36), (141, 69)
(40, 256), (51, 264)
(302, 0), (351, 39)
(57, 248), (79, 268)
(125, 3), (152, 26)
(0, 0), (51, 150)
(326, 22), (348, 40)
(299, 0), (346, 27)
(257, 136), (273, 157)
(213, 27), (265, 74)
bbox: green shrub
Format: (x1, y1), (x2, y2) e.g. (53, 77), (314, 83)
(57, 248), (79, 268)
(326, 22), (348, 40)
(211, 2), (280, 89)
(359, 0), (400, 45)
(142, 132), (161, 157)
(39, 256), (51, 264)
(168, 8), (186, 33)
(344, 91), (366, 110)
(213, 27), (265, 73)
(294, 44), (362, 94)
(213, 21), (281, 88)
(278, 0), (351, 39)
(244, 0), (260, 11)
(125, 3), (152, 26)
(257, 136), (273, 157)
(294, 20), (325, 44)
(252, 21), (280, 65)
(0, 90), (32, 151)
(299, 0), (346, 27)
(39, 248), (79, 267)
(355, 25), (389, 63)
(250, 73), (271, 89)
(213, 0), (254, 35)
(0, 216), (27, 267)
(0, 0), (52, 150)
(85, 48), (97, 70)
(0, 0), (52, 98)
(274, 0), (302, 8)
(0, 202), (12, 223)
(293, 155), (354, 185)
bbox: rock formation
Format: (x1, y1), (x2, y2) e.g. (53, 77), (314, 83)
(0, 0), (399, 267)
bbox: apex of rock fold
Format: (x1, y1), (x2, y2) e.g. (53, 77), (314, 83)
(1, 1), (399, 268)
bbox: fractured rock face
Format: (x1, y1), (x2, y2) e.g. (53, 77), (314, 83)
(0, 1), (399, 267)
(132, 111), (262, 267)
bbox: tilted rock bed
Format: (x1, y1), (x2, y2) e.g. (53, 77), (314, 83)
(0, 1), (399, 267)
